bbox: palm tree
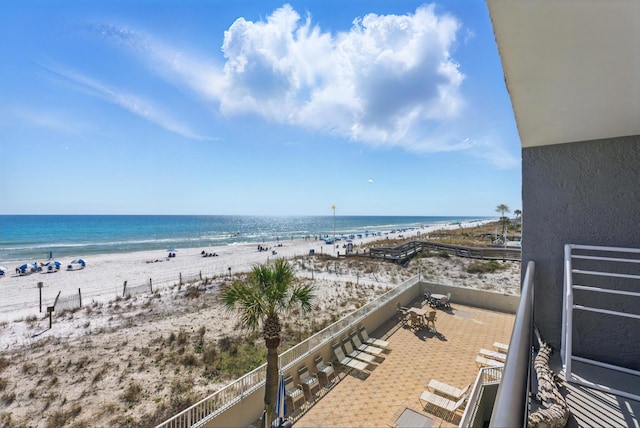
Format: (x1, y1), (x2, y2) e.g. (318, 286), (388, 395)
(221, 258), (315, 425)
(495, 204), (511, 244)
(496, 204), (510, 218)
(514, 209), (522, 223)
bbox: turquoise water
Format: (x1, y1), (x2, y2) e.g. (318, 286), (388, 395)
(0, 215), (489, 262)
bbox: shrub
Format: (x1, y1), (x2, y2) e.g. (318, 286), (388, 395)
(176, 329), (188, 345)
(45, 404), (82, 428)
(437, 250), (450, 259)
(121, 382), (142, 404)
(466, 260), (506, 274)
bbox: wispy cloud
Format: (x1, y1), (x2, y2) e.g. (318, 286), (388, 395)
(42, 64), (212, 141)
(0, 104), (81, 135)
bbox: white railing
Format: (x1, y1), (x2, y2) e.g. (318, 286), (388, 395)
(459, 366), (503, 428)
(156, 274), (421, 428)
(562, 244), (640, 402)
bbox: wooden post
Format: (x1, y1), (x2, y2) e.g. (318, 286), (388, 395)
(199, 271), (202, 281)
(38, 282), (43, 312)
(123, 281), (127, 297)
(47, 306), (54, 328)
(78, 288), (82, 308)
(149, 278), (153, 293)
(179, 273), (182, 285)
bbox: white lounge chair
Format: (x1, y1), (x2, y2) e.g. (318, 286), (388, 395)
(427, 379), (470, 400)
(493, 341), (509, 353)
(349, 331), (384, 356)
(479, 348), (507, 363)
(342, 336), (378, 364)
(419, 390), (468, 422)
(332, 343), (370, 375)
(358, 326), (390, 349)
(475, 355), (505, 368)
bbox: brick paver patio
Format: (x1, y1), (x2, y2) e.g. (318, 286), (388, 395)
(294, 302), (515, 427)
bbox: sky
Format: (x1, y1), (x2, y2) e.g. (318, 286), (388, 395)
(1, 0), (522, 216)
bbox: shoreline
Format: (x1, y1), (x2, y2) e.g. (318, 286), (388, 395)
(0, 220), (494, 322)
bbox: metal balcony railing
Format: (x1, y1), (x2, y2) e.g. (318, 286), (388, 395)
(489, 261), (535, 428)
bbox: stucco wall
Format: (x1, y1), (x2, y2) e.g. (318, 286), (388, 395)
(522, 135), (640, 368)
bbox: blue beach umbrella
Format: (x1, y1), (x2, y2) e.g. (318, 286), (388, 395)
(274, 372), (287, 424)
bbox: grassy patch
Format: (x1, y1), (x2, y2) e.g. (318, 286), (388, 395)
(466, 260), (507, 274)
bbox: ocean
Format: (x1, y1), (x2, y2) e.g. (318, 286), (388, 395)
(0, 215), (490, 262)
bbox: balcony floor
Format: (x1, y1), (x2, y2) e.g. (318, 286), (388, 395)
(294, 302), (515, 427)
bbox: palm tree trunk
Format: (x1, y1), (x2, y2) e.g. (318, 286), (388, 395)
(264, 338), (280, 427)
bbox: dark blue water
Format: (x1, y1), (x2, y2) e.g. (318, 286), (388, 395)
(0, 215), (489, 262)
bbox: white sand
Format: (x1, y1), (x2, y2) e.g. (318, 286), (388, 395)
(0, 220), (491, 323)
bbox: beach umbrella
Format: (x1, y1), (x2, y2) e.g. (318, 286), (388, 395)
(167, 249), (177, 253)
(274, 372), (287, 425)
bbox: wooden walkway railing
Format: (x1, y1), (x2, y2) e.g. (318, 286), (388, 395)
(367, 240), (521, 263)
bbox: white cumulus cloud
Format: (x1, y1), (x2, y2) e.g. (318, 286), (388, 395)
(218, 4), (465, 151)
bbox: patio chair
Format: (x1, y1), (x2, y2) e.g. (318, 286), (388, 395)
(419, 390), (468, 422)
(475, 355), (505, 368)
(444, 292), (452, 308)
(342, 336), (378, 364)
(314, 354), (336, 387)
(297, 364), (320, 400)
(331, 342), (370, 375)
(479, 348), (507, 363)
(357, 326), (390, 349)
(493, 341), (509, 353)
(284, 375), (305, 415)
(426, 291), (439, 308)
(396, 302), (409, 324)
(439, 295), (450, 309)
(349, 330), (384, 356)
(427, 379), (470, 401)
(425, 311), (437, 333)
(409, 311), (425, 329)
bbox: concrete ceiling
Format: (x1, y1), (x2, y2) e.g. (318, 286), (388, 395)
(486, 0), (640, 148)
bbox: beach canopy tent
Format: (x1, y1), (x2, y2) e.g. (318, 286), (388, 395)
(45, 261), (61, 272)
(67, 259), (86, 270)
(17, 263), (38, 275)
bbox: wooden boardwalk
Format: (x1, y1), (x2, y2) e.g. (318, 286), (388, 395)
(367, 240), (521, 263)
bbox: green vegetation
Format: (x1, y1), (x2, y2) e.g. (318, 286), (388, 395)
(466, 260), (507, 274)
(221, 259), (315, 425)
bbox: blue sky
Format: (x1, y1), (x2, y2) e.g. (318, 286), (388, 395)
(1, 0), (521, 216)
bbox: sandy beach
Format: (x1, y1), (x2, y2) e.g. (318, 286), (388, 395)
(0, 219), (520, 427)
(0, 221), (492, 323)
